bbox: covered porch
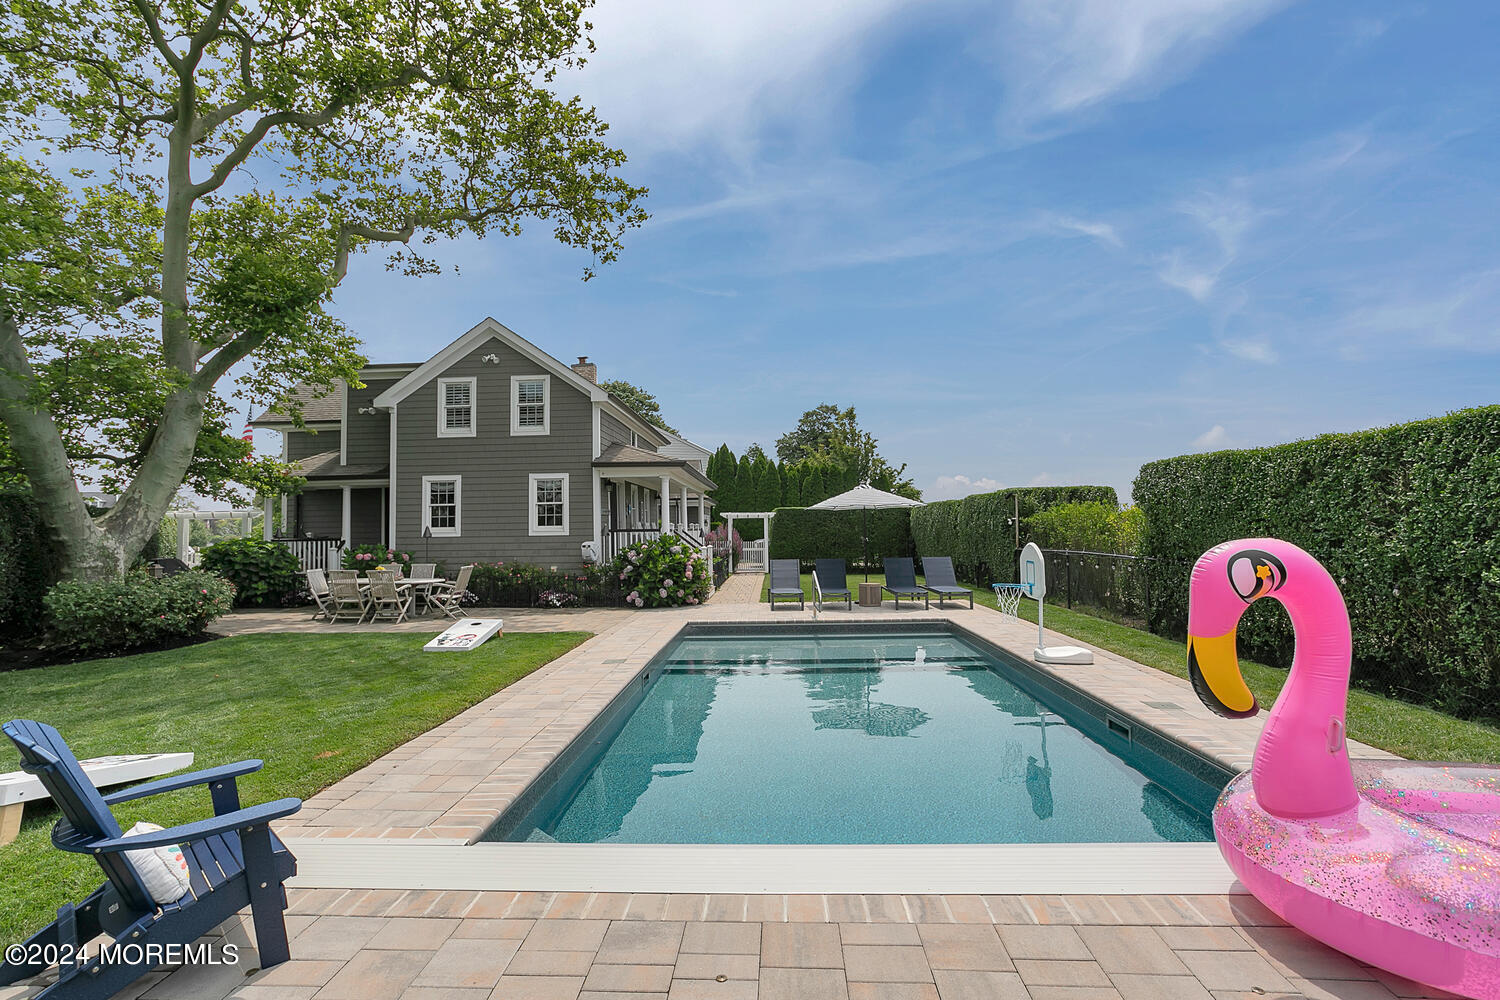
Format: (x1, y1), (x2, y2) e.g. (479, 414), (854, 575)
(592, 444), (715, 565)
(267, 450), (390, 570)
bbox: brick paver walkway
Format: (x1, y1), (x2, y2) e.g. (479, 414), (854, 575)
(707, 573), (765, 604)
(214, 605), (632, 636)
(15, 887), (1452, 1000)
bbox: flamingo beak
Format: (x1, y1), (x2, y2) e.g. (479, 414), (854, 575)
(1187, 629), (1258, 719)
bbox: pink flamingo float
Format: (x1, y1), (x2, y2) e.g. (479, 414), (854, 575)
(1188, 539), (1500, 999)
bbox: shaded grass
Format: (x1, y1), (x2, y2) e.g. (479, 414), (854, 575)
(0, 631), (590, 942)
(760, 571), (1500, 765)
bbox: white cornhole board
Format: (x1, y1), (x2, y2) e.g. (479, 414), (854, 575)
(1019, 543), (1093, 665)
(0, 751), (195, 845)
(424, 618), (503, 652)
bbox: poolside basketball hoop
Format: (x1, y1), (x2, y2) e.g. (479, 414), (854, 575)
(1019, 543), (1093, 665)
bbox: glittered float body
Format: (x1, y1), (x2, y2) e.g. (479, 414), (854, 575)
(1187, 539), (1500, 1000)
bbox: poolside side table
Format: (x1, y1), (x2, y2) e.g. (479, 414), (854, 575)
(857, 582), (883, 607)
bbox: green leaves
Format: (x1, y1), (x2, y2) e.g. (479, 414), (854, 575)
(199, 538), (302, 606)
(1133, 406), (1500, 721)
(909, 486), (1120, 584)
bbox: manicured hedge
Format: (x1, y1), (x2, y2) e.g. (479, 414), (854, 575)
(1134, 406), (1500, 720)
(909, 486), (1119, 585)
(0, 490), (63, 640)
(767, 507), (914, 571)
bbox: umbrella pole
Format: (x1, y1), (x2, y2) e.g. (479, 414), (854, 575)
(863, 506), (870, 581)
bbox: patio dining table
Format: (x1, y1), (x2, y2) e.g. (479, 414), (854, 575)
(358, 576), (446, 614)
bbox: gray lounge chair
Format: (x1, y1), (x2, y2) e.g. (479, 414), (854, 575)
(921, 556), (974, 609)
(813, 559), (853, 610)
(768, 559), (805, 610)
(882, 557), (928, 609)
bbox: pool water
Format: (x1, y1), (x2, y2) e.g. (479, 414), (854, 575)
(486, 629), (1220, 844)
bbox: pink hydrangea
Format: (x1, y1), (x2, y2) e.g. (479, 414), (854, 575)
(664, 579), (673, 588)
(658, 588), (668, 598)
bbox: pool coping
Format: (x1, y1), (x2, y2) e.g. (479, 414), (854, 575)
(280, 601), (1400, 895)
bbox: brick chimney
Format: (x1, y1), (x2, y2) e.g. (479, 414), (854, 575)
(571, 356), (597, 383)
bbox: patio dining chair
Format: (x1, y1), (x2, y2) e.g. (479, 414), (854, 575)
(409, 563), (438, 610)
(329, 568), (358, 583)
(305, 568), (334, 620)
(328, 575), (369, 623)
(366, 570), (413, 624)
(426, 565), (474, 620)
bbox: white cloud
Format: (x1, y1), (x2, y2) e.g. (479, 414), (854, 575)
(1157, 253), (1219, 302)
(1190, 424), (1232, 451)
(929, 474), (1004, 500)
(991, 0), (1294, 135)
(1045, 214), (1124, 248)
(1221, 338), (1278, 363)
(569, 0), (918, 157)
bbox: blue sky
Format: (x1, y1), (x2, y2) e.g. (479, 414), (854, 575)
(303, 0), (1500, 502)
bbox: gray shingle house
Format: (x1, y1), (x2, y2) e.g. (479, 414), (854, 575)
(252, 318), (715, 569)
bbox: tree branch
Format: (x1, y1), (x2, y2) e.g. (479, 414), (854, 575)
(128, 0), (184, 73)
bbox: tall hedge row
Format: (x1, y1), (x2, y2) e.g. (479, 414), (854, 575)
(909, 486), (1119, 585)
(0, 490), (64, 640)
(1134, 406), (1500, 719)
(767, 507), (914, 570)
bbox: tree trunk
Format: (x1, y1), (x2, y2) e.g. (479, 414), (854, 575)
(0, 311), (204, 582)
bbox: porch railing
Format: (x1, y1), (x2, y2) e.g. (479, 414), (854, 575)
(601, 527), (661, 565)
(274, 536), (345, 574)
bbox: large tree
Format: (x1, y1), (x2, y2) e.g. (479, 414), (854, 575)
(775, 404), (918, 500)
(599, 378), (677, 434)
(0, 0), (647, 580)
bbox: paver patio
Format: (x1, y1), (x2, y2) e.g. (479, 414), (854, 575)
(2, 576), (1431, 999)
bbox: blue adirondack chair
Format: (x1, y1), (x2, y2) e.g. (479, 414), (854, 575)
(0, 720), (302, 1000)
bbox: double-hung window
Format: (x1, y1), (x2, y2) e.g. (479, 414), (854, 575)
(423, 476), (461, 536)
(511, 375), (550, 435)
(528, 473), (568, 536)
(437, 377), (476, 437)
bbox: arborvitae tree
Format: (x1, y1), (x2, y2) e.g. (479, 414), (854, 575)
(706, 444), (737, 524)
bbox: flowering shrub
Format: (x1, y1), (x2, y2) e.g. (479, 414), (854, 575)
(536, 589), (580, 608)
(199, 537), (303, 606)
(342, 544), (413, 576)
(43, 570), (235, 655)
(705, 525), (742, 560)
(616, 535), (711, 608)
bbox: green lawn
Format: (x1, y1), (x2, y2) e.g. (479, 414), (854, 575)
(0, 631), (590, 943)
(761, 571), (1500, 765)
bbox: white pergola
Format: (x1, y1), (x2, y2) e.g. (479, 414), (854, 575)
(171, 507), (261, 562)
(720, 511), (774, 572)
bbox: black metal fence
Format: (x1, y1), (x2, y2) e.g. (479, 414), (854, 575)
(1035, 549), (1188, 629)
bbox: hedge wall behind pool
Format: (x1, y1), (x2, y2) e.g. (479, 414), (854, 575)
(767, 507), (914, 571)
(909, 486), (1119, 586)
(1133, 405), (1500, 720)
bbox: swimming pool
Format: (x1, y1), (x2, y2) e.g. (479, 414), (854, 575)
(483, 624), (1228, 845)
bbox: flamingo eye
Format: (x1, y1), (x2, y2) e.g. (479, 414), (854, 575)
(1227, 549), (1286, 602)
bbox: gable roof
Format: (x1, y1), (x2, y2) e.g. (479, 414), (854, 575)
(251, 382), (344, 427)
(373, 317), (601, 408)
(287, 450), (388, 480)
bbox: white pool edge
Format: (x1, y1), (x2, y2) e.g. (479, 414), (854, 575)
(284, 839), (1243, 895)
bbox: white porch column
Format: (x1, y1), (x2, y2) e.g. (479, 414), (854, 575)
(341, 486), (352, 544)
(764, 515), (771, 558)
(727, 515), (735, 573)
(176, 515), (190, 561)
(240, 513), (253, 537)
(262, 498), (274, 541)
(681, 483), (689, 533)
(660, 475), (671, 532)
(592, 469), (602, 554)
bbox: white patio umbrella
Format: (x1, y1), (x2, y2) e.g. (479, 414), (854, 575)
(809, 483), (925, 580)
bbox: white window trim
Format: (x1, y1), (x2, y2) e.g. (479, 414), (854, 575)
(528, 473), (569, 536)
(437, 377), (477, 438)
(510, 374), (551, 436)
(422, 475), (462, 537)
